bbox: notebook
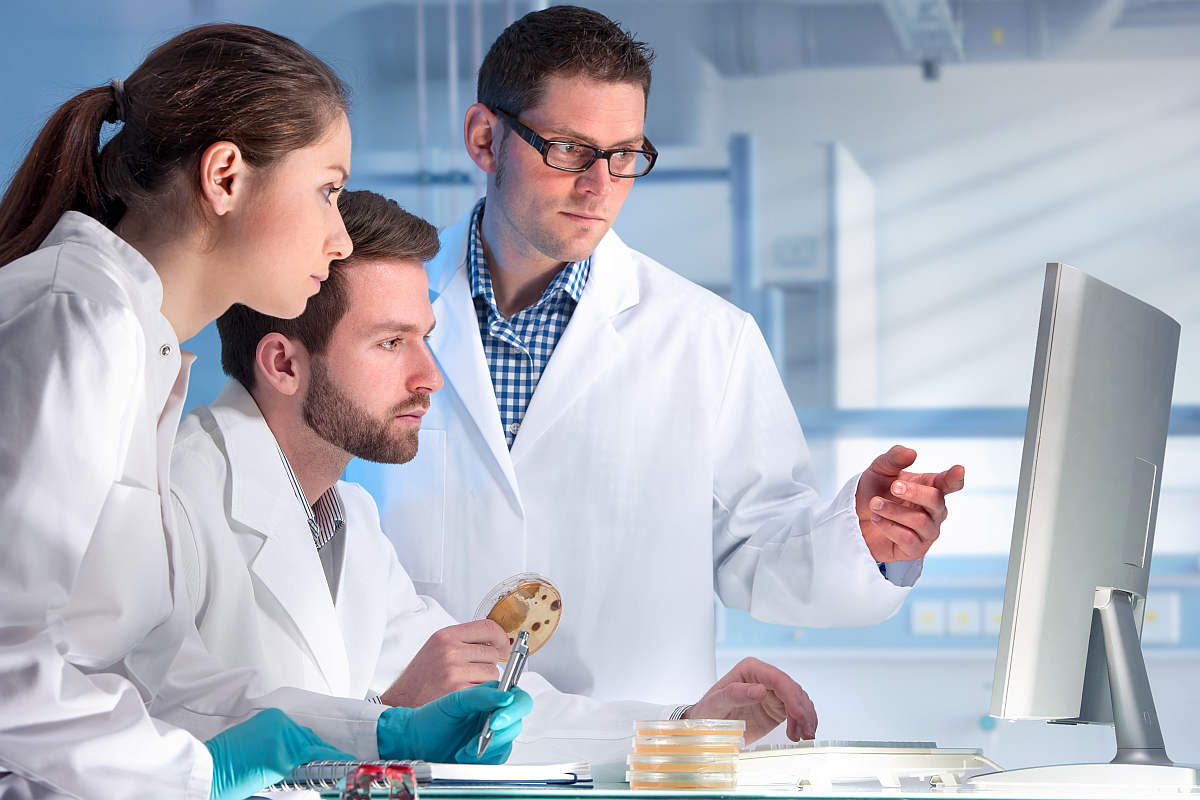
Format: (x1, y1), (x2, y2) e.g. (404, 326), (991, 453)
(268, 760), (592, 791)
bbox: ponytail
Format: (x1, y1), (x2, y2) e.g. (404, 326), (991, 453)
(0, 24), (348, 269)
(0, 86), (116, 266)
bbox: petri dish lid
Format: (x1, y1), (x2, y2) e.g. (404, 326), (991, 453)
(636, 719), (746, 736)
(473, 572), (562, 657)
(627, 753), (739, 772)
(633, 734), (744, 754)
(626, 771), (738, 788)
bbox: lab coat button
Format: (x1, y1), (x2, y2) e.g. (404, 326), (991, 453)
(159, 344), (172, 357)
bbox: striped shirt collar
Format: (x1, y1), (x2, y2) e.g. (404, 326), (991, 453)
(275, 445), (345, 551)
(467, 198), (590, 319)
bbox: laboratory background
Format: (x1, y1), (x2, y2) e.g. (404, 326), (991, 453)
(3, 0), (1198, 771)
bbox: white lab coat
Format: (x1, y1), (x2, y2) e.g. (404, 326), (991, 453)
(0, 213), (386, 800)
(380, 209), (917, 705)
(168, 380), (454, 702)
(167, 379), (672, 767)
(0, 212), (211, 799)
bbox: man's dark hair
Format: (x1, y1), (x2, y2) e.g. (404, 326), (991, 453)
(477, 5), (654, 116)
(217, 190), (440, 392)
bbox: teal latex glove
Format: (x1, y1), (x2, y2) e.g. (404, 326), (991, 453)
(377, 681), (534, 765)
(205, 708), (355, 800)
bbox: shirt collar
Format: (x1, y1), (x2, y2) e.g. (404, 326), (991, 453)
(275, 445), (345, 551)
(467, 198), (590, 320)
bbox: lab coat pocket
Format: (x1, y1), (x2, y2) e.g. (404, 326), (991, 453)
(59, 481), (172, 668)
(383, 428), (446, 584)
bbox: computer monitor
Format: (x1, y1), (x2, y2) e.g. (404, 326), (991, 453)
(969, 263), (1197, 790)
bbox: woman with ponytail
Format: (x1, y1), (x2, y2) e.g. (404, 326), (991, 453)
(0, 23), (528, 800)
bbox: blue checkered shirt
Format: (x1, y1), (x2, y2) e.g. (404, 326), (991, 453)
(468, 199), (591, 449)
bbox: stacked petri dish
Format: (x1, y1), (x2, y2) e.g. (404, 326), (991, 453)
(626, 719), (745, 790)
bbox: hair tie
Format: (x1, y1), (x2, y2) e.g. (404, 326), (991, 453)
(105, 78), (127, 124)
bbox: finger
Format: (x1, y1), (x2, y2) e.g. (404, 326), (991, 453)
(888, 480), (946, 520)
(730, 660), (817, 741)
(691, 682), (767, 718)
(453, 620), (512, 652)
(442, 682), (513, 715)
(458, 736), (513, 765)
(933, 464), (966, 495)
(458, 642), (505, 665)
(787, 710), (817, 742)
(867, 513), (928, 560)
(485, 718), (524, 750)
(870, 496), (939, 542)
(867, 445), (917, 479)
(489, 687), (533, 729)
(458, 662), (502, 685)
(720, 682), (769, 708)
(784, 688), (818, 741)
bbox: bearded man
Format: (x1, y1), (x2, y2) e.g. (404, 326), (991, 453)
(164, 190), (821, 768)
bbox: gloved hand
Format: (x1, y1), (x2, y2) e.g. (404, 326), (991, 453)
(377, 681), (533, 765)
(205, 708), (355, 800)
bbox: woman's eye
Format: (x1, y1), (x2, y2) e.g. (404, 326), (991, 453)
(323, 185), (344, 203)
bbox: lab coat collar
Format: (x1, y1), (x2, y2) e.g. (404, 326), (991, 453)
(41, 212), (183, 417)
(427, 212), (523, 507)
(426, 207), (638, 311)
(209, 379), (301, 536)
(508, 227), (638, 462)
(205, 378), (352, 695)
(42, 211), (166, 325)
(427, 207), (641, 481)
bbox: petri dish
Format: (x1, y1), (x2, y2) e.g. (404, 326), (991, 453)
(633, 734), (744, 755)
(635, 719), (746, 737)
(626, 770), (738, 790)
(474, 572), (562, 657)
(627, 753), (739, 773)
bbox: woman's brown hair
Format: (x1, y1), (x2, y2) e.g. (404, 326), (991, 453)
(0, 23), (349, 267)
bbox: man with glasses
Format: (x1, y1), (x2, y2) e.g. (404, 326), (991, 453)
(384, 5), (966, 717)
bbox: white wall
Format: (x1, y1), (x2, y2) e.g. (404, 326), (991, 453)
(711, 57), (1200, 407)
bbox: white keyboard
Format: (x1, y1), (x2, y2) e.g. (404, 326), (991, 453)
(738, 740), (1001, 790)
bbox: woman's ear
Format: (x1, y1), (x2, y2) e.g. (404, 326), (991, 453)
(254, 332), (307, 398)
(464, 103), (503, 174)
(197, 140), (247, 217)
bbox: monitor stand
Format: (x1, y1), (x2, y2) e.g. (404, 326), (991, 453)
(969, 590), (1200, 791)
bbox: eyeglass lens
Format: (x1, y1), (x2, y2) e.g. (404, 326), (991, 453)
(543, 142), (653, 177)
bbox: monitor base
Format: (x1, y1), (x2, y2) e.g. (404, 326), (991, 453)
(968, 762), (1200, 793)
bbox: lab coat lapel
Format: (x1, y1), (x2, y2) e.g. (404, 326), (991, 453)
(333, 502), (387, 694)
(509, 230), (639, 463)
(427, 218), (522, 506)
(212, 381), (352, 696)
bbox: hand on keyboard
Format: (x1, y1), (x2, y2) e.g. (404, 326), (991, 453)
(684, 657), (817, 743)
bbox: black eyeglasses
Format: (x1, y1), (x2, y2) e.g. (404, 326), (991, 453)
(494, 107), (657, 178)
